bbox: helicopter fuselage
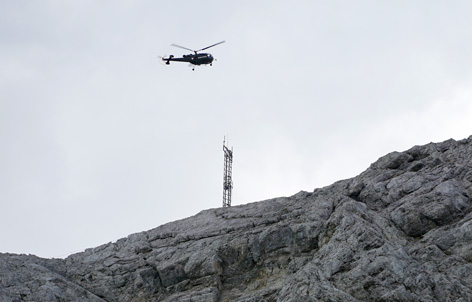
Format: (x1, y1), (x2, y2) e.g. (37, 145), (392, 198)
(163, 53), (214, 66)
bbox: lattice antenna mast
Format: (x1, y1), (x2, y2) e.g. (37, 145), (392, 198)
(223, 137), (233, 207)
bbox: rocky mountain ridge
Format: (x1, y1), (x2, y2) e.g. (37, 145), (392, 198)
(1, 136), (472, 301)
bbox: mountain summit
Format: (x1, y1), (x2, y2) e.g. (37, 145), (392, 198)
(1, 136), (472, 301)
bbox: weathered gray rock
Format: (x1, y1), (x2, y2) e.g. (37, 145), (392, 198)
(0, 254), (106, 302)
(1, 136), (472, 301)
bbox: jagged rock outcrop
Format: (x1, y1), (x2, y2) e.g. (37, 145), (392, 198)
(1, 136), (472, 301)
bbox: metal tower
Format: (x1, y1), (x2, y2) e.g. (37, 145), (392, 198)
(223, 138), (233, 207)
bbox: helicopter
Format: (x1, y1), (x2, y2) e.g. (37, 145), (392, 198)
(161, 41), (225, 71)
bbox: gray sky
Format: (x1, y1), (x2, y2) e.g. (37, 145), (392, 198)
(1, 1), (472, 258)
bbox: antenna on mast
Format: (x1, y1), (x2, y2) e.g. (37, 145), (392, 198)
(223, 137), (233, 207)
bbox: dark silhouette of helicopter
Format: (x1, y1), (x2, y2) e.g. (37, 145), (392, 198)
(161, 41), (225, 71)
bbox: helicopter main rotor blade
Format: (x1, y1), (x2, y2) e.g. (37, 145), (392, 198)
(197, 41), (225, 52)
(171, 44), (195, 52)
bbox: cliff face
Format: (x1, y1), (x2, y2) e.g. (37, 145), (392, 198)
(1, 136), (472, 302)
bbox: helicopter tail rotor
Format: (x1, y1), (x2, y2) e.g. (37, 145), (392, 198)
(158, 55), (166, 65)
(158, 54), (173, 65)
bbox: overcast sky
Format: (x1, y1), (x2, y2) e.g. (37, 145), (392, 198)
(2, 1), (472, 258)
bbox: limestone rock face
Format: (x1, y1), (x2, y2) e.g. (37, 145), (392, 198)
(1, 136), (472, 301)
